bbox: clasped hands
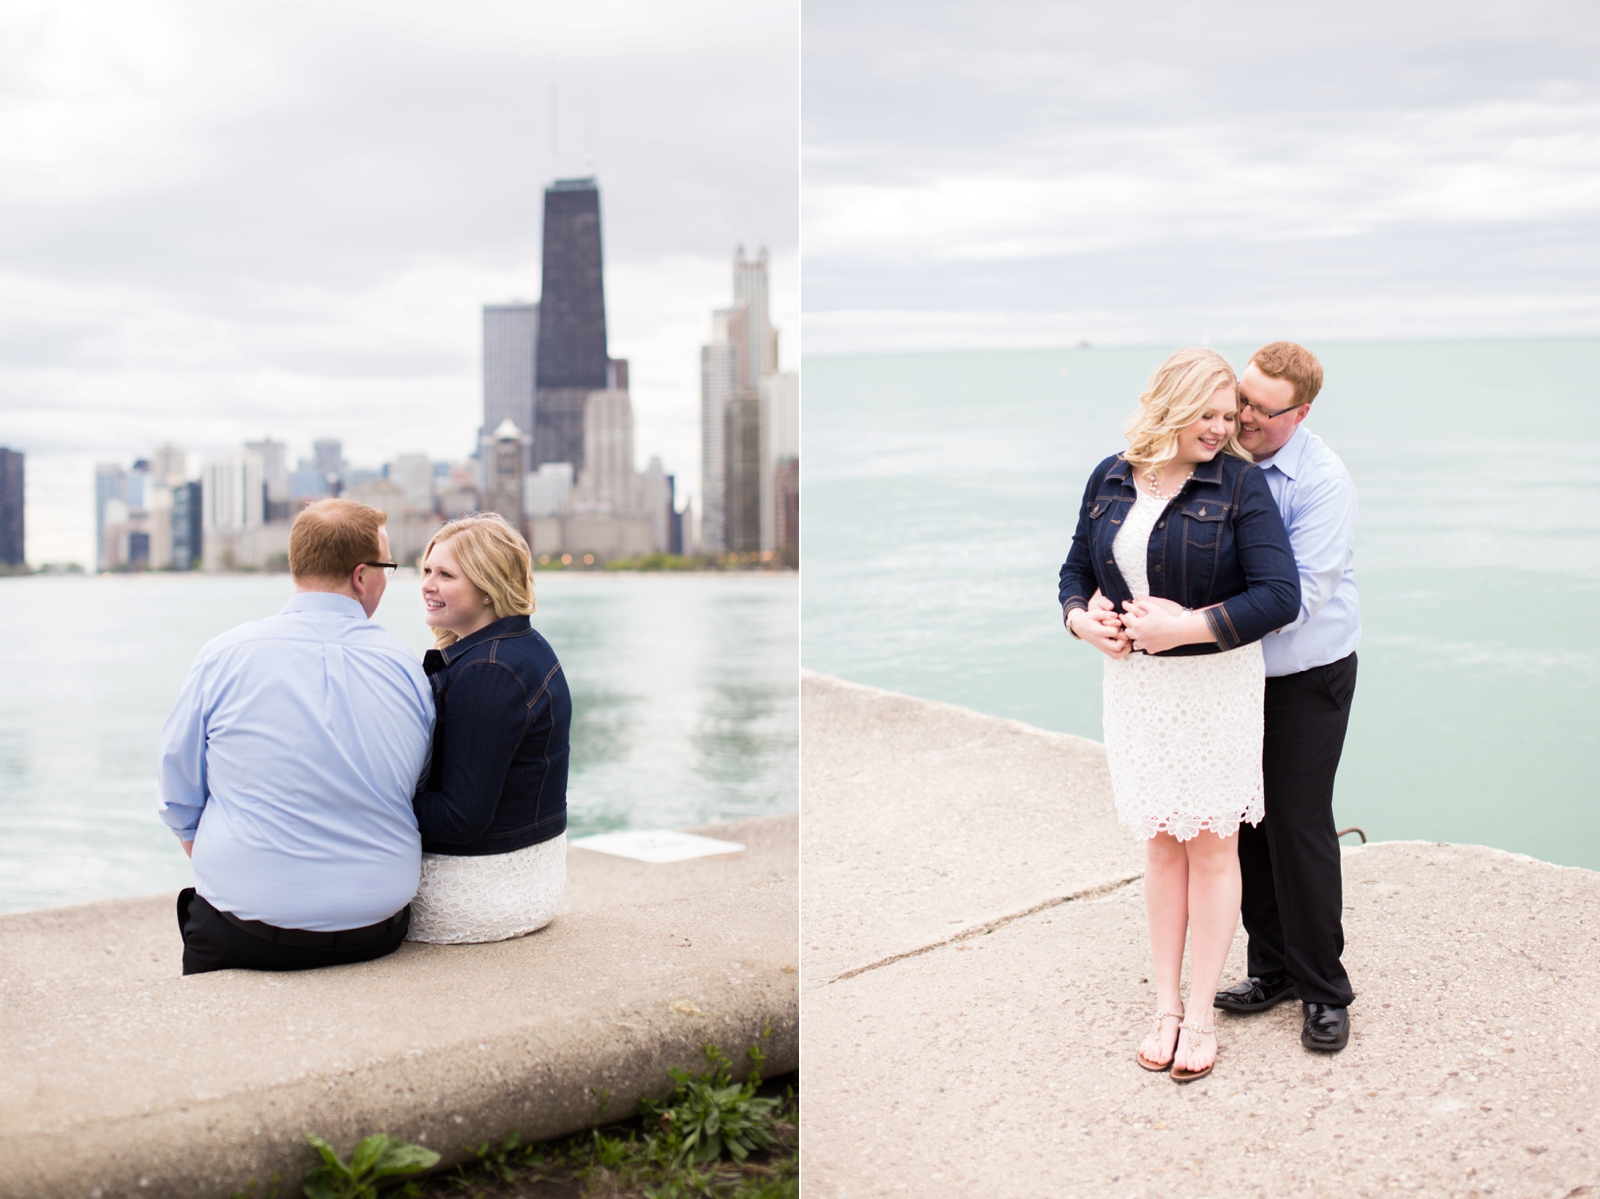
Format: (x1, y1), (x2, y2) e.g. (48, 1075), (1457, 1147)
(1067, 592), (1192, 659)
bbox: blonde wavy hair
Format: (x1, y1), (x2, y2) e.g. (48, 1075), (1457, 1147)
(1123, 347), (1249, 488)
(420, 513), (536, 649)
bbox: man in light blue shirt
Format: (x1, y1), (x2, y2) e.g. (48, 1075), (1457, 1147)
(158, 499), (434, 975)
(1213, 342), (1361, 1053)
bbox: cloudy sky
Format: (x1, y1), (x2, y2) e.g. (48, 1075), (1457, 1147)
(803, 0), (1600, 353)
(3, 0), (797, 565)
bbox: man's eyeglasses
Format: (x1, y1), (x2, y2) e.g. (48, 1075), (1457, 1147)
(363, 561), (399, 577)
(1238, 395), (1304, 420)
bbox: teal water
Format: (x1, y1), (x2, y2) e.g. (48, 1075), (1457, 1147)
(0, 571), (797, 914)
(803, 339), (1600, 871)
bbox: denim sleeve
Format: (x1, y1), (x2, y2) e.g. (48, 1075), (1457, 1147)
(1203, 466), (1302, 650)
(156, 653), (211, 841)
(413, 662), (530, 846)
(1057, 463), (1105, 611)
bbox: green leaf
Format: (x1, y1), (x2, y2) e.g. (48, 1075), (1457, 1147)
(371, 1141), (441, 1180)
(349, 1135), (388, 1178)
(299, 1179), (338, 1199)
(304, 1135), (349, 1178)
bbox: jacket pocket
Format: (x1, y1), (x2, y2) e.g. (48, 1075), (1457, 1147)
(1180, 501), (1226, 547)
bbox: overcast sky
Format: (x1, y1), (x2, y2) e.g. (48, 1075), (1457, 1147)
(803, 0), (1600, 354)
(3, 0), (797, 565)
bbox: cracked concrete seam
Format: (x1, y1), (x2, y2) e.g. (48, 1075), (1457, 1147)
(815, 872), (1145, 988)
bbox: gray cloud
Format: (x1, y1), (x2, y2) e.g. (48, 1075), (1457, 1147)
(803, 0), (1600, 350)
(0, 0), (797, 562)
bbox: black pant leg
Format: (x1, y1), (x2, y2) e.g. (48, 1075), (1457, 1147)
(180, 892), (411, 975)
(1238, 815), (1287, 979)
(1261, 653), (1357, 1007)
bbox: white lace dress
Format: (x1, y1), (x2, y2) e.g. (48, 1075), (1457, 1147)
(1102, 489), (1265, 841)
(406, 833), (566, 944)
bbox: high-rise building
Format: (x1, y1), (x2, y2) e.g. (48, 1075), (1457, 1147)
(574, 390), (644, 514)
(388, 454), (435, 514)
(0, 447), (23, 568)
(701, 246), (779, 555)
(534, 178), (610, 472)
(172, 481), (202, 571)
(759, 371), (800, 554)
(149, 443), (187, 486)
(732, 246), (778, 386)
(482, 302), (539, 478)
(245, 439), (291, 521)
(488, 419), (527, 538)
(203, 451), (265, 534)
(724, 395), (762, 553)
(312, 440), (344, 493)
(94, 463), (126, 572)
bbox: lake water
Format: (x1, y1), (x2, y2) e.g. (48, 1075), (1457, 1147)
(802, 338), (1600, 871)
(1, 571), (797, 914)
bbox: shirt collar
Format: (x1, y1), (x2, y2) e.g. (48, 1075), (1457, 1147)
(281, 591), (367, 620)
(1108, 454), (1226, 486)
(439, 613), (532, 665)
(1255, 423), (1310, 480)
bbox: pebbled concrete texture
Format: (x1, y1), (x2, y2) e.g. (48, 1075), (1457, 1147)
(802, 673), (1600, 1199)
(0, 816), (796, 1199)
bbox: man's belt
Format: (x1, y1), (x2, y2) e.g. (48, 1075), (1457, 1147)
(215, 905), (409, 949)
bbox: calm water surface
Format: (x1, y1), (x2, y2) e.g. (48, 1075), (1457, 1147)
(803, 338), (1600, 870)
(1, 571), (797, 914)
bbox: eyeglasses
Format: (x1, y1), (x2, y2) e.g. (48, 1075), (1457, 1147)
(1238, 394), (1305, 420)
(363, 561), (399, 577)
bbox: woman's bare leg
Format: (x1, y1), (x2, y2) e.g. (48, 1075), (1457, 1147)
(1139, 832), (1189, 1064)
(1175, 828), (1242, 1072)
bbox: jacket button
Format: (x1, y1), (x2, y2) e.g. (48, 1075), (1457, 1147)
(1153, 564), (1162, 572)
(1199, 507), (1207, 516)
(1157, 521), (1164, 528)
(1105, 559), (1113, 565)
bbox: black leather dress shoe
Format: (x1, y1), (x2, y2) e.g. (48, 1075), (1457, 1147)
(1302, 1003), (1350, 1052)
(1213, 974), (1297, 1014)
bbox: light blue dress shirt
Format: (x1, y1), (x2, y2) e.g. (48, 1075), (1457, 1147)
(157, 592), (435, 931)
(1255, 424), (1362, 678)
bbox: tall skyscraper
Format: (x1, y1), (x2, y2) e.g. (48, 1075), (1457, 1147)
(534, 178), (610, 472)
(482, 302), (539, 478)
(488, 419), (527, 538)
(94, 463), (126, 572)
(701, 246), (778, 555)
(0, 447), (23, 568)
(312, 440), (344, 492)
(732, 245), (777, 386)
(759, 371), (800, 554)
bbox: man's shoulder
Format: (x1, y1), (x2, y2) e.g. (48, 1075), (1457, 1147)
(1298, 429), (1356, 491)
(194, 609), (424, 677)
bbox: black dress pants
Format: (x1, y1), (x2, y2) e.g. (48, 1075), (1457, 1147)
(1238, 652), (1357, 1007)
(177, 888), (410, 976)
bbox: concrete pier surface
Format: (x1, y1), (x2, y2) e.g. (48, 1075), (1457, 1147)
(802, 673), (1600, 1199)
(0, 815), (796, 1199)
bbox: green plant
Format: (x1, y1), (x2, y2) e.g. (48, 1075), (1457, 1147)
(641, 1044), (782, 1167)
(302, 1133), (440, 1199)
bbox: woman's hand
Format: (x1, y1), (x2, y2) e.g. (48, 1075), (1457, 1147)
(1122, 597), (1212, 655)
(1067, 604), (1131, 660)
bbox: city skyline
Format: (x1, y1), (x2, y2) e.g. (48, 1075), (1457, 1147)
(0, 0), (797, 567)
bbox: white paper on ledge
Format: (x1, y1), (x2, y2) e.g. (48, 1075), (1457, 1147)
(569, 829), (746, 864)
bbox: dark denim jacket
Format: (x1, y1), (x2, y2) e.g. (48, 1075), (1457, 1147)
(413, 615), (570, 855)
(1057, 452), (1300, 656)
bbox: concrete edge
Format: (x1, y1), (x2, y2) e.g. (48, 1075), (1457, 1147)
(801, 670), (1105, 752)
(1, 876), (798, 1199)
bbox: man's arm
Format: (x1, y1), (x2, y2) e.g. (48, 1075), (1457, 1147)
(157, 656), (211, 850)
(1280, 467), (1358, 633)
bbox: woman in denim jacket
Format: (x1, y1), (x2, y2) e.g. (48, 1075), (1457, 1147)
(1058, 347), (1298, 1081)
(406, 513), (572, 944)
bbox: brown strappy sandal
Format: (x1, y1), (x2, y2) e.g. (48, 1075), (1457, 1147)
(1170, 1019), (1217, 1082)
(1136, 1010), (1184, 1072)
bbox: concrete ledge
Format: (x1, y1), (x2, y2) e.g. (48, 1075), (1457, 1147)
(801, 674), (1600, 1198)
(0, 816), (796, 1199)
